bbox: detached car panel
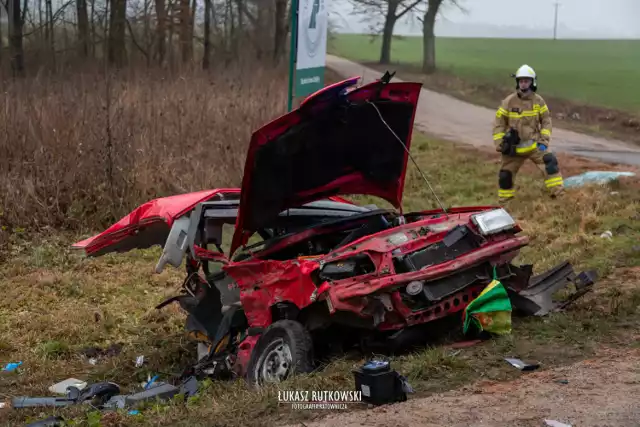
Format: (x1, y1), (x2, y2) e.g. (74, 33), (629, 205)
(72, 189), (240, 257)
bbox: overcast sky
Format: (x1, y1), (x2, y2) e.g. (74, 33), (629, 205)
(331, 0), (640, 39)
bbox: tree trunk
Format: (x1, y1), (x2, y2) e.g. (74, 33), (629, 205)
(143, 0), (151, 57)
(0, 4), (3, 66)
(45, 0), (54, 63)
(203, 0), (211, 68)
(37, 0), (43, 46)
(236, 0), (243, 30)
(154, 0), (166, 65)
(379, 0), (398, 65)
(179, 0), (191, 63)
(254, 0), (270, 60)
(77, 0), (90, 57)
(90, 0), (97, 57)
(189, 0), (196, 62)
(272, 0), (286, 61)
(167, 0), (175, 65)
(108, 0), (127, 67)
(422, 0), (442, 74)
(8, 0), (25, 76)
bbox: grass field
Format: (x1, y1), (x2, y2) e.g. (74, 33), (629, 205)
(1, 129), (639, 426)
(329, 34), (640, 114)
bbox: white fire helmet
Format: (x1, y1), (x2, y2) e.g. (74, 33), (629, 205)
(514, 64), (537, 92)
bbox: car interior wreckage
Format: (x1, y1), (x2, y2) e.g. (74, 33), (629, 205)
(72, 73), (597, 386)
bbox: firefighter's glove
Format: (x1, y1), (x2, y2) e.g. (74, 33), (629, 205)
(538, 143), (548, 152)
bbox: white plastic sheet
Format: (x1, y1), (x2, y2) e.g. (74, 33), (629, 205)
(563, 171), (635, 188)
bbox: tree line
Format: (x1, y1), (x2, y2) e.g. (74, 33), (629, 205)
(2, 0), (456, 77)
(2, 0), (294, 76)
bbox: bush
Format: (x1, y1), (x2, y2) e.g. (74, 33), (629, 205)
(0, 61), (287, 231)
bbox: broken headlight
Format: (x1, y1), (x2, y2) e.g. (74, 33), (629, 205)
(471, 208), (515, 235)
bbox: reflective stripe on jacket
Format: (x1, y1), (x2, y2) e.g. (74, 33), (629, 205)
(492, 91), (552, 153)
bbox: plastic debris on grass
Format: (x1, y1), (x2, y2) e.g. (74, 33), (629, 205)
(504, 357), (540, 371)
(563, 171), (635, 188)
(49, 378), (88, 395)
(2, 361), (23, 372)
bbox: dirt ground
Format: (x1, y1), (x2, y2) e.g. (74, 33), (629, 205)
(285, 347), (640, 427)
(326, 55), (640, 167)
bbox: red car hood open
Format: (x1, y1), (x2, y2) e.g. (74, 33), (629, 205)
(230, 76), (422, 255)
(73, 188), (240, 257)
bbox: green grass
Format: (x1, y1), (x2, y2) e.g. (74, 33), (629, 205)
(330, 34), (640, 113)
(0, 134), (638, 426)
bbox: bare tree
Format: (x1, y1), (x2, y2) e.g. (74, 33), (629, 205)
(77, 0), (90, 56)
(154, 0), (167, 64)
(203, 0), (212, 68)
(418, 0), (465, 73)
(108, 0), (127, 66)
(350, 0), (423, 64)
(272, 0), (286, 60)
(178, 0), (191, 63)
(420, 0), (441, 73)
(8, 0), (25, 75)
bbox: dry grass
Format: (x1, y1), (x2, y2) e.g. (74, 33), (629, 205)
(0, 68), (639, 426)
(0, 61), (287, 234)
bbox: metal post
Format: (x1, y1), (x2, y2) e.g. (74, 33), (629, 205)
(287, 0), (300, 112)
(553, 2), (559, 40)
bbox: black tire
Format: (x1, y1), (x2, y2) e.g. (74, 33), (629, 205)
(245, 320), (314, 387)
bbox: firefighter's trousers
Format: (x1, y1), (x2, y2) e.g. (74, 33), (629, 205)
(498, 149), (565, 202)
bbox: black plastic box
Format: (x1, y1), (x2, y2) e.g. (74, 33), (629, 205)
(352, 361), (407, 406)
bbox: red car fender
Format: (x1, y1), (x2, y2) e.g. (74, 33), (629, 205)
(224, 259), (322, 329)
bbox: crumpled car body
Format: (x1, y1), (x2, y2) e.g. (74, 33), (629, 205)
(73, 74), (596, 385)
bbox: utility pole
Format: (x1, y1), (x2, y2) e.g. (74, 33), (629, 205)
(553, 2), (559, 40)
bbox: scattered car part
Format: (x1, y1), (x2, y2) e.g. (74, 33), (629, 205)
(11, 397), (76, 408)
(67, 381), (120, 405)
(504, 358), (540, 371)
(180, 376), (200, 398)
(103, 395), (127, 410)
(353, 360), (409, 406)
(124, 383), (180, 407)
(25, 416), (65, 427)
(506, 262), (597, 316)
(49, 378), (87, 395)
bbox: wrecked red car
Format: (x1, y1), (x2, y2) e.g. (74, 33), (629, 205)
(73, 75), (596, 386)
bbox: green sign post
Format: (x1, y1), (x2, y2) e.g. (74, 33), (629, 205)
(287, 0), (328, 111)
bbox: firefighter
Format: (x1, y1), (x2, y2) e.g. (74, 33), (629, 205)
(492, 64), (564, 204)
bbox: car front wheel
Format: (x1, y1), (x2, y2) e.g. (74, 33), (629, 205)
(246, 320), (314, 386)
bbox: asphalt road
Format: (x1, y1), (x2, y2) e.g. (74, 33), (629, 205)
(326, 55), (640, 167)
